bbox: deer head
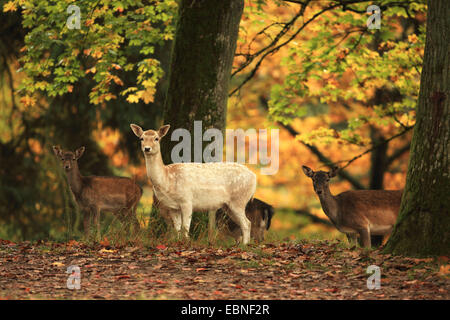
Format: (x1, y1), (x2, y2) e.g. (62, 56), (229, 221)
(130, 124), (170, 156)
(302, 165), (338, 195)
(53, 146), (85, 171)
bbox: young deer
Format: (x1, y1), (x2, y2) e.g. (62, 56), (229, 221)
(302, 166), (402, 248)
(130, 124), (257, 245)
(216, 198), (275, 243)
(53, 146), (142, 240)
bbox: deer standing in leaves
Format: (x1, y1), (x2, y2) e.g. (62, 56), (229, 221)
(53, 146), (142, 241)
(302, 166), (402, 248)
(130, 124), (257, 245)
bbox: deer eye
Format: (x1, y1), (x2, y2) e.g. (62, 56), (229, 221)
(155, 137), (159, 142)
(139, 137), (143, 141)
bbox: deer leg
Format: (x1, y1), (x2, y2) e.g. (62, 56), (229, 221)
(226, 204), (251, 245)
(131, 207), (141, 235)
(131, 205), (140, 235)
(83, 209), (91, 240)
(346, 233), (358, 245)
(159, 206), (174, 229)
(93, 207), (101, 242)
(169, 210), (182, 237)
(180, 203), (193, 239)
(358, 227), (371, 248)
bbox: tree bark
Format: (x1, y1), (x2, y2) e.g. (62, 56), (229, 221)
(161, 0), (244, 163)
(369, 126), (387, 190)
(384, 0), (450, 256)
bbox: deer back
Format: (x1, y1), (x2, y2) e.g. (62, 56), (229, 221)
(75, 176), (142, 211)
(160, 162), (256, 211)
(336, 190), (402, 228)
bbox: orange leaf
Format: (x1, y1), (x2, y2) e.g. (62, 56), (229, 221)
(438, 265), (450, 276)
(99, 237), (110, 247)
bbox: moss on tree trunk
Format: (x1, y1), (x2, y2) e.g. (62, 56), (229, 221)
(384, 0), (450, 257)
(161, 0), (244, 163)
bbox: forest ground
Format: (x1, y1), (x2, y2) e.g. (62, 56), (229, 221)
(0, 239), (448, 300)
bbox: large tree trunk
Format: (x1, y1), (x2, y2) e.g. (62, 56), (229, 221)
(161, 0), (244, 163)
(384, 0), (449, 256)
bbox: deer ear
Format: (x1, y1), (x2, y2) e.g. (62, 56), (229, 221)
(302, 165), (314, 177)
(130, 124), (144, 138)
(328, 166), (338, 178)
(75, 146), (85, 159)
(158, 124), (170, 138)
(52, 146), (62, 158)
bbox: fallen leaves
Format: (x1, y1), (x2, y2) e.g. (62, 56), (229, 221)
(0, 240), (448, 300)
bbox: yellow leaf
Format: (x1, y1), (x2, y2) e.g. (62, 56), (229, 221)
(141, 88), (155, 104)
(52, 262), (64, 267)
(126, 94), (140, 103)
(3, 1), (17, 12)
(98, 248), (116, 254)
(85, 66), (96, 74)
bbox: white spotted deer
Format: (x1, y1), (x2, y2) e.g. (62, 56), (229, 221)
(130, 124), (257, 245)
(53, 146), (142, 241)
(302, 166), (402, 248)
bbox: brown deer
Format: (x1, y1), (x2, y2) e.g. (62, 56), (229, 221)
(302, 166), (402, 248)
(130, 124), (257, 245)
(53, 146), (142, 240)
(216, 198), (275, 243)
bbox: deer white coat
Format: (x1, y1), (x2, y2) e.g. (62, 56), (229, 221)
(131, 124), (257, 244)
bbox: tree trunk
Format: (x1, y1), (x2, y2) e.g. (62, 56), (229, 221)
(161, 0), (244, 163)
(369, 126), (387, 190)
(384, 0), (450, 256)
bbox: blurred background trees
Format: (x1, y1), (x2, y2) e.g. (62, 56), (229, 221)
(0, 0), (430, 245)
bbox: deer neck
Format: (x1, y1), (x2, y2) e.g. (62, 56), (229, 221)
(66, 163), (83, 195)
(317, 187), (339, 224)
(144, 152), (168, 190)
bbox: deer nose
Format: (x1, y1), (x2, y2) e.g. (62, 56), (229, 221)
(144, 146), (152, 152)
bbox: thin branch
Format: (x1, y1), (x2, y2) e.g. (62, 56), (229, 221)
(335, 126), (413, 170)
(293, 208), (333, 227)
(232, 5), (307, 78)
(283, 122), (367, 189)
(386, 142), (411, 167)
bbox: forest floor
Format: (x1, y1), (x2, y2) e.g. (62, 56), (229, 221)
(0, 239), (448, 300)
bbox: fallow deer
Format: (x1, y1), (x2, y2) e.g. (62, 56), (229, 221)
(302, 166), (402, 248)
(53, 146), (142, 240)
(155, 196), (274, 243)
(216, 198), (275, 243)
(130, 124), (257, 245)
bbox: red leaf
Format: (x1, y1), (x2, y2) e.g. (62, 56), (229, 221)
(156, 244), (167, 250)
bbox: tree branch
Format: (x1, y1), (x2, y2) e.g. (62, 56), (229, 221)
(386, 142), (411, 167)
(335, 126), (413, 170)
(293, 208), (334, 227)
